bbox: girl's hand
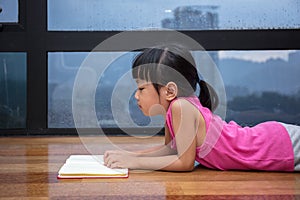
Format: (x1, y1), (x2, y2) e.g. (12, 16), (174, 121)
(104, 150), (139, 169)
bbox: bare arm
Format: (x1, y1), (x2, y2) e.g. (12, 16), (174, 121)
(104, 99), (200, 171)
(136, 100), (198, 171)
(133, 124), (176, 157)
(104, 125), (176, 158)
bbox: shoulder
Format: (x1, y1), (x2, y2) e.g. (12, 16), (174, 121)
(170, 98), (200, 119)
(171, 98), (198, 109)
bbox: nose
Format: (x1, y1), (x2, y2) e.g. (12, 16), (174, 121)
(134, 90), (139, 100)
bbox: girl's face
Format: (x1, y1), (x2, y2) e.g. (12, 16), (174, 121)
(134, 79), (168, 116)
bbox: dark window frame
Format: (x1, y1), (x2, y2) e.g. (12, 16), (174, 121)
(0, 0), (300, 135)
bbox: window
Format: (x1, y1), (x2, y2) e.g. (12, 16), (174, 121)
(0, 0), (18, 23)
(220, 50), (300, 126)
(48, 52), (164, 128)
(0, 0), (299, 135)
(48, 50), (300, 128)
(48, 0), (300, 31)
(0, 53), (26, 129)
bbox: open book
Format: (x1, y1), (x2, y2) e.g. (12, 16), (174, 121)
(57, 155), (128, 179)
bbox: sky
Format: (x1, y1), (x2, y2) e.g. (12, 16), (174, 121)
(218, 50), (296, 63)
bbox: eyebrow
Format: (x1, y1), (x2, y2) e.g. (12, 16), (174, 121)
(135, 80), (151, 88)
(135, 79), (145, 84)
(135, 79), (141, 85)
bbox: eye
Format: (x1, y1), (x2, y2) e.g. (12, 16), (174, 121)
(138, 87), (144, 91)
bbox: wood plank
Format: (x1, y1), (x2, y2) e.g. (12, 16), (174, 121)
(0, 136), (299, 199)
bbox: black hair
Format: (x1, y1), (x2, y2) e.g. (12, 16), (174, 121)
(132, 44), (219, 112)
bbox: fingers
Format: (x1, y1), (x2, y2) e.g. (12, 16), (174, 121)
(105, 156), (122, 169)
(104, 155), (113, 168)
(109, 161), (121, 169)
(104, 151), (120, 168)
(104, 150), (115, 163)
(104, 151), (111, 167)
(104, 150), (110, 160)
(104, 150), (134, 169)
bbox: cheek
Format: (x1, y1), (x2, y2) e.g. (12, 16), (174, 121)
(147, 104), (166, 116)
(142, 96), (165, 116)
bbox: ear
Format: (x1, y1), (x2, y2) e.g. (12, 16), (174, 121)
(165, 82), (178, 101)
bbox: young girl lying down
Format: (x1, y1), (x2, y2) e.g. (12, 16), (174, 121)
(104, 44), (300, 172)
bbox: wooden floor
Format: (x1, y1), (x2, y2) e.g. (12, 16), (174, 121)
(0, 136), (300, 200)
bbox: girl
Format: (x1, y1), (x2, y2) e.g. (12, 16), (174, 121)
(104, 44), (300, 172)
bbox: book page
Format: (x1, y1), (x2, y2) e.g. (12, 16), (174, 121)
(58, 155), (128, 178)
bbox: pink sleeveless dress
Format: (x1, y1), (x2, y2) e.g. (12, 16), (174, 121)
(166, 96), (294, 171)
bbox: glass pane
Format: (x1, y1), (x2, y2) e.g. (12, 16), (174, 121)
(0, 53), (26, 129)
(48, 50), (300, 129)
(0, 0), (18, 23)
(48, 52), (84, 128)
(48, 0), (300, 31)
(48, 52), (163, 128)
(219, 50), (300, 126)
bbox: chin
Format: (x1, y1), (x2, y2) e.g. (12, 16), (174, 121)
(139, 109), (149, 116)
(142, 111), (151, 116)
(141, 110), (155, 117)
(146, 111), (163, 116)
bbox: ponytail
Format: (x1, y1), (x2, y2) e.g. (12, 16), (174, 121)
(198, 80), (219, 112)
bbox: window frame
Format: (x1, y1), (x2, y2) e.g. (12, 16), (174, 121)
(0, 0), (299, 135)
